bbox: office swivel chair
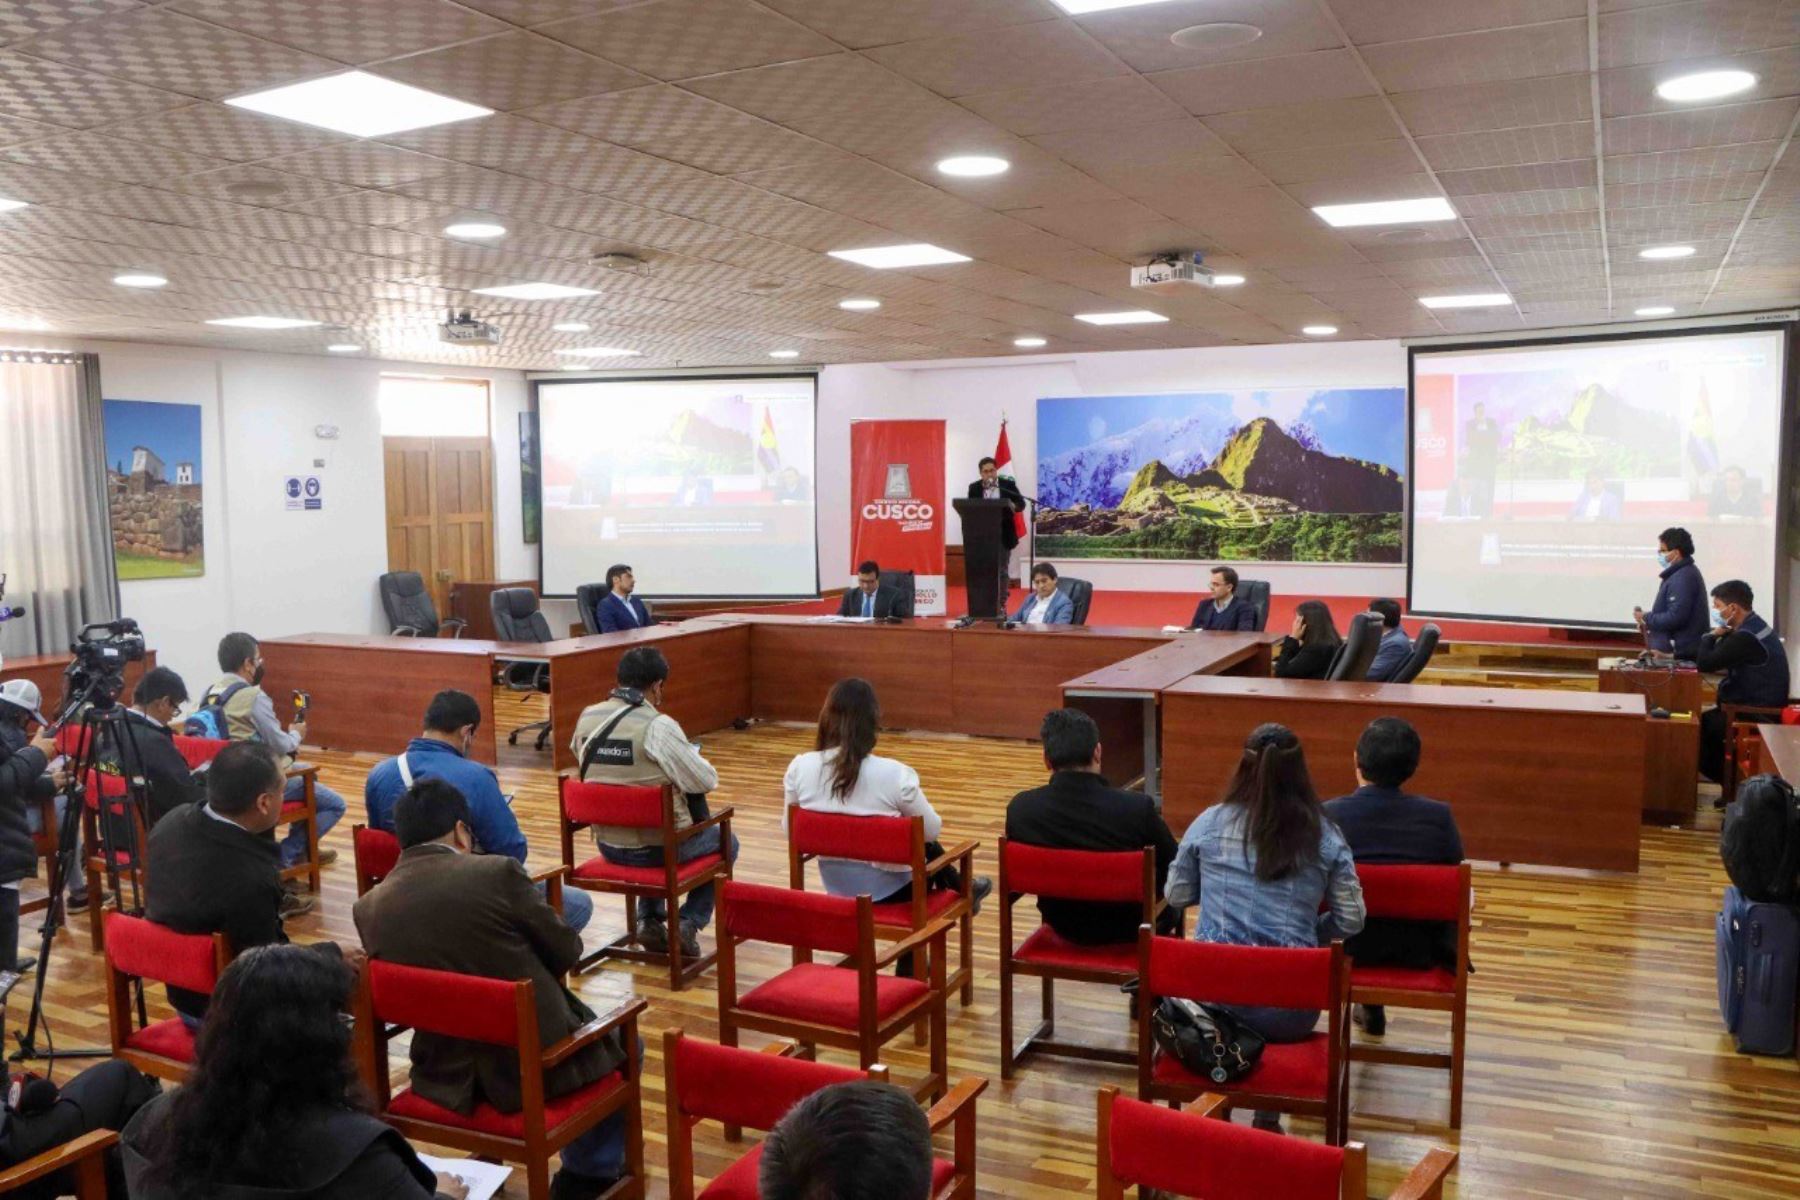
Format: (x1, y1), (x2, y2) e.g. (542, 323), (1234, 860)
(1236, 579), (1272, 631)
(1388, 624), (1442, 684)
(879, 569), (916, 618)
(1055, 576), (1094, 625)
(1326, 612), (1382, 682)
(379, 571), (464, 638)
(490, 587), (553, 750)
(576, 582), (656, 634)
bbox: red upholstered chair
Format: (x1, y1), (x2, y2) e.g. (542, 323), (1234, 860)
(998, 839), (1166, 1079)
(717, 880), (950, 1103)
(1095, 1087), (1458, 1200)
(352, 824), (402, 896)
(1347, 862), (1472, 1128)
(80, 769), (148, 952)
(787, 808), (979, 1014)
(0, 1129), (118, 1198)
(170, 733), (322, 892)
(102, 912), (230, 1082)
(354, 958), (646, 1200)
(171, 733), (227, 771)
(663, 1029), (985, 1200)
(1137, 929), (1351, 1145)
(559, 777), (734, 990)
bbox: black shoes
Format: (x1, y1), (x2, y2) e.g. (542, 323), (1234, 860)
(549, 1168), (622, 1200)
(969, 877), (994, 915)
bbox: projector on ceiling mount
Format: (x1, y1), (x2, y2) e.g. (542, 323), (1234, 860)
(1130, 252), (1219, 291)
(439, 309), (501, 346)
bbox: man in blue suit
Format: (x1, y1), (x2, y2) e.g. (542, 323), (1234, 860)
(1635, 527), (1707, 658)
(837, 560), (909, 619)
(1010, 563), (1074, 625)
(1189, 566), (1258, 631)
(1364, 598), (1413, 682)
(595, 563), (655, 633)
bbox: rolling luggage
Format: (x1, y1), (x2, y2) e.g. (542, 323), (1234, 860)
(1716, 885), (1800, 1056)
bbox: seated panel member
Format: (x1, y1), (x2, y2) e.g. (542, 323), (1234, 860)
(1697, 579), (1790, 787)
(1010, 563), (1073, 625)
(1005, 709), (1178, 944)
(1634, 527), (1707, 659)
(595, 563), (654, 633)
(1274, 600), (1343, 679)
(364, 689), (591, 933)
(1323, 718), (1464, 1036)
(1708, 466), (1760, 519)
(1569, 468), (1622, 521)
(1363, 598), (1413, 683)
(1189, 565), (1257, 631)
(837, 560), (910, 619)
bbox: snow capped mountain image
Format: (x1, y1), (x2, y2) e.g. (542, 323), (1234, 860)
(1038, 410), (1237, 509)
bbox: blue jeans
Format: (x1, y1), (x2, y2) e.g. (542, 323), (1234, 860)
(549, 881), (594, 934)
(557, 1037), (644, 1181)
(598, 827), (740, 929)
(281, 776), (346, 868)
(23, 797), (85, 899)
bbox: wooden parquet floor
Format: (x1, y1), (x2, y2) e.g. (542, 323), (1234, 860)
(10, 690), (1799, 1199)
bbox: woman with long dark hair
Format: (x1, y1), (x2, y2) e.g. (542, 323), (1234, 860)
(1165, 723), (1364, 1132)
(1274, 599), (1344, 679)
(783, 678), (990, 910)
(121, 944), (467, 1199)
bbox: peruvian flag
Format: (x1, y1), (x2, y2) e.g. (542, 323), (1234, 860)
(995, 420), (1027, 540)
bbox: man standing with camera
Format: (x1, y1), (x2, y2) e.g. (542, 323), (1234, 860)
(0, 679), (65, 980)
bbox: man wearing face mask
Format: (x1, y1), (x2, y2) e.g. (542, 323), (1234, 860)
(1695, 579), (1789, 787)
(364, 689), (591, 933)
(1633, 527), (1708, 659)
(119, 666), (202, 827)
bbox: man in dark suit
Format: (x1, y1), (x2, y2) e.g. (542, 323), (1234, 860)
(967, 456), (1026, 606)
(354, 779), (632, 1200)
(836, 560), (909, 619)
(595, 563), (655, 633)
(1005, 709), (1179, 944)
(1323, 718), (1464, 1037)
(118, 666), (202, 827)
(1188, 565), (1258, 631)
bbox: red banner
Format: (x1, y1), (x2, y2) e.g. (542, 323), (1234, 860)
(850, 420), (946, 615)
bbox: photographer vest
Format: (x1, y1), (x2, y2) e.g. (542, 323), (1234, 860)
(573, 697), (683, 849)
(203, 676), (294, 771)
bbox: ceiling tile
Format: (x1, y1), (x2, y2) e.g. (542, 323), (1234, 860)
(1151, 49), (1377, 115)
(16, 8), (338, 99)
(1606, 141), (1779, 183)
(1416, 122), (1594, 170)
(1244, 137), (1424, 184)
(1603, 97), (1800, 153)
(378, 113), (601, 172)
(1600, 46), (1800, 118)
(1390, 73), (1594, 135)
(279, 188), (445, 226)
(95, 100), (346, 159)
(260, 141), (457, 189)
(1203, 95), (1402, 154)
(1439, 158), (1600, 196)
(537, 0), (839, 82)
(961, 75), (1188, 137)
(1029, 117), (1234, 174)
(0, 48), (188, 127)
(1072, 0), (1342, 74)
(2, 129), (229, 186)
(168, 162), (360, 205)
(1597, 0), (1800, 70)
(1334, 0), (1588, 43)
(756, 0), (1056, 50)
(376, 32), (650, 113)
(167, 0), (510, 64)
(868, 20), (1125, 99)
(1362, 20), (1590, 92)
(524, 85), (844, 175)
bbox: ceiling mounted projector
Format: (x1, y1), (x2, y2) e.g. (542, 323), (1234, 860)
(439, 308), (501, 346)
(1130, 252), (1220, 292)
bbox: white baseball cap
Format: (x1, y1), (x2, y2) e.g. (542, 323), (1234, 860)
(0, 678), (47, 726)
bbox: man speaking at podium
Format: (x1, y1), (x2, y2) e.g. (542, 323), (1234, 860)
(967, 456), (1026, 607)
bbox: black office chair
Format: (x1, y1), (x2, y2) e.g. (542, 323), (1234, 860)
(1056, 575), (1094, 626)
(489, 587), (552, 750)
(1237, 579), (1272, 632)
(379, 571), (464, 639)
(1387, 623), (1442, 684)
(1326, 612), (1382, 682)
(879, 569), (916, 618)
(575, 583), (607, 636)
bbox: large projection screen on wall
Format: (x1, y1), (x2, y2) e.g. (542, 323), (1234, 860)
(1408, 324), (1788, 630)
(537, 375), (818, 600)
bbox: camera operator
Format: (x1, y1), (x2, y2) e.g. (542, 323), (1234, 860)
(114, 667), (202, 828)
(0, 679), (66, 978)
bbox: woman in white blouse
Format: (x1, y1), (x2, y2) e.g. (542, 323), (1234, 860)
(784, 678), (991, 912)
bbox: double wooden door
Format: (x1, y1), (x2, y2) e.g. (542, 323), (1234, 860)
(383, 437), (494, 621)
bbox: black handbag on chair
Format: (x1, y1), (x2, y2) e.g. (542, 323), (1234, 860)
(1151, 996), (1267, 1085)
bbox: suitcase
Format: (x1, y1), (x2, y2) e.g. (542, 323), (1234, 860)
(1716, 885), (1800, 1056)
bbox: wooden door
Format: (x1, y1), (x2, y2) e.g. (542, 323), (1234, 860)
(383, 436), (494, 620)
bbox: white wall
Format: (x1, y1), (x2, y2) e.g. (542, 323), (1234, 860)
(816, 340), (1409, 596)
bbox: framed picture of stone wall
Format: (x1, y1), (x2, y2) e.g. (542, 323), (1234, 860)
(102, 398), (204, 579)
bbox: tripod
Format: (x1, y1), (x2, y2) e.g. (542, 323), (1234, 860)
(9, 683), (153, 1065)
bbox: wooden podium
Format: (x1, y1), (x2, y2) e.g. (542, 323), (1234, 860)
(1599, 657), (1703, 823)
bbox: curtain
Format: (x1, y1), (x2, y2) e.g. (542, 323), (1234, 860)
(0, 352), (119, 663)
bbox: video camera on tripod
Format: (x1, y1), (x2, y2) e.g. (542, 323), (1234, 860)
(59, 619), (146, 714)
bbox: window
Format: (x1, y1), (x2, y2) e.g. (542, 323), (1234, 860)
(378, 375), (489, 437)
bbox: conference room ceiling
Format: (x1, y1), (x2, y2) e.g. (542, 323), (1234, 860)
(0, 0), (1793, 370)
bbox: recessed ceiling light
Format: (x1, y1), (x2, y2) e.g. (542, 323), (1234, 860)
(1211, 274), (1246, 287)
(112, 272), (167, 289)
(554, 346), (640, 357)
(1419, 293), (1512, 309)
(1656, 69), (1757, 103)
(1170, 22), (1263, 50)
(226, 70), (491, 138)
(1312, 197), (1457, 228)
(1635, 306), (1676, 317)
(769, 349), (801, 359)
(552, 321), (592, 333)
(473, 282), (600, 300)
(838, 298), (882, 311)
(326, 343), (360, 353)
(1052, 0), (1184, 13)
(1302, 325), (1338, 337)
(206, 315), (321, 329)
(444, 221), (506, 239)
(936, 155), (1010, 177)
(0, 196), (30, 213)
(828, 243), (970, 269)
(1638, 244), (1695, 259)
(1013, 336), (1048, 348)
(1075, 310), (1168, 326)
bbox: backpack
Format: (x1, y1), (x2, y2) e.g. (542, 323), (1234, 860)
(1150, 996), (1266, 1085)
(1720, 774), (1800, 904)
(183, 681), (250, 741)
